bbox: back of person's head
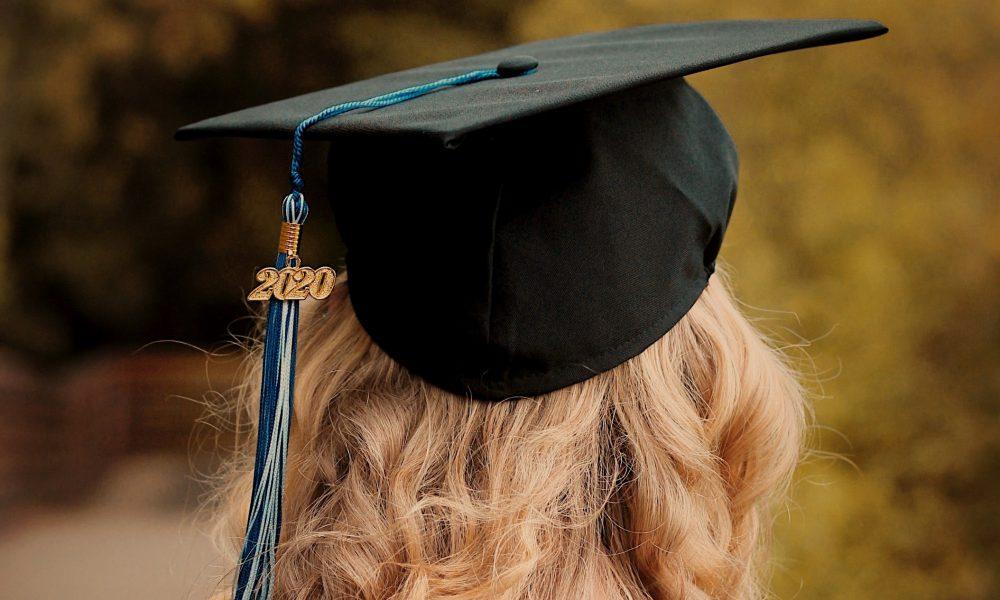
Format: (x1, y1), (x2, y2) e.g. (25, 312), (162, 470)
(215, 271), (804, 599)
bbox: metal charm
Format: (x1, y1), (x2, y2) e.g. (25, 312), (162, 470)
(248, 265), (337, 302)
(248, 210), (335, 302)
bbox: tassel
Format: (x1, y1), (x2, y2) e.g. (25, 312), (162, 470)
(231, 61), (537, 600)
(234, 193), (309, 600)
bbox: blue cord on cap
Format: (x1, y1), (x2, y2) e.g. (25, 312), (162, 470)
(289, 60), (537, 194)
(234, 60), (536, 600)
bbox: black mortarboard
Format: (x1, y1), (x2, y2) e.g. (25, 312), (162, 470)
(179, 19), (886, 401)
(178, 20), (886, 598)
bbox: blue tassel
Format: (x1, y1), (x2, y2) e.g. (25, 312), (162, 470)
(233, 194), (307, 600)
(231, 63), (536, 600)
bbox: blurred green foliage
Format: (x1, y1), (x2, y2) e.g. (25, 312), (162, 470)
(1, 1), (997, 598)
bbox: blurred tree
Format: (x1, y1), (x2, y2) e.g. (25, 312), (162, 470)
(2, 0), (529, 356)
(0, 1), (11, 301)
(2, 1), (997, 599)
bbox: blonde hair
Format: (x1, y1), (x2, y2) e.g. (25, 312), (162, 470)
(214, 271), (805, 599)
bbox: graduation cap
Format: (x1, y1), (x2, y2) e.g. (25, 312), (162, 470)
(178, 19), (887, 599)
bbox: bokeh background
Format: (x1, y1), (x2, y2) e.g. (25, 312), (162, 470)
(0, 1), (996, 599)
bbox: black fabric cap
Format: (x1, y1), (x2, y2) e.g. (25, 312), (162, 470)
(177, 20), (887, 400)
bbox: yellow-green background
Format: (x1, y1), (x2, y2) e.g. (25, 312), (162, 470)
(0, 2), (996, 599)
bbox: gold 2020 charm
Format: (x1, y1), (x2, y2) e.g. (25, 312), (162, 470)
(248, 265), (337, 302)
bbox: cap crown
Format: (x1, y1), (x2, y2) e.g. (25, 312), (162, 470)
(332, 78), (736, 398)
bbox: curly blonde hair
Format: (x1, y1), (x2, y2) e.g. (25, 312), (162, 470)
(213, 271), (805, 599)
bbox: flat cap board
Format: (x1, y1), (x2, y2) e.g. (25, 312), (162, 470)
(175, 19), (887, 145)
